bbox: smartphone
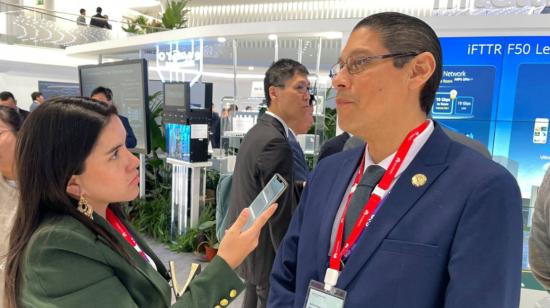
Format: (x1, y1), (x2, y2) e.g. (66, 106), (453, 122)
(533, 118), (549, 144)
(243, 173), (288, 231)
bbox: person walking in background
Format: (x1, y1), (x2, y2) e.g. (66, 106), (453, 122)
(226, 59), (310, 308)
(76, 8), (86, 26)
(91, 86), (137, 149)
(90, 7), (107, 28)
(29, 92), (44, 112)
(0, 92), (28, 121)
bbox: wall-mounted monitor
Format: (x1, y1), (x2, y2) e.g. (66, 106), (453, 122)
(78, 59), (150, 154)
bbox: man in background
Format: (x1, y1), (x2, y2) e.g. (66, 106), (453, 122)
(90, 87), (137, 149)
(226, 59), (309, 308)
(90, 7), (108, 28)
(76, 8), (86, 26)
(0, 91), (29, 121)
(287, 104), (313, 190)
(269, 12), (522, 308)
(530, 168), (550, 290)
(29, 92), (44, 112)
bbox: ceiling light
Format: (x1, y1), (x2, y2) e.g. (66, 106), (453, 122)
(217, 37), (226, 43)
(268, 34), (278, 41)
(323, 32), (343, 39)
(248, 66), (254, 71)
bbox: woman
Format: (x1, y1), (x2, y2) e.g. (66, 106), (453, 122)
(0, 106), (22, 304)
(4, 97), (277, 307)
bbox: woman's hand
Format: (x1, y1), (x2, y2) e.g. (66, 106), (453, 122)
(217, 204), (278, 269)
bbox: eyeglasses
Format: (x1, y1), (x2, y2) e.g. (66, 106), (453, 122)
(274, 84), (317, 106)
(329, 52), (419, 78)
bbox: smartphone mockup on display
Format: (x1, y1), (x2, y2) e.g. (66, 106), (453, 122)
(243, 173), (288, 231)
(533, 118), (549, 144)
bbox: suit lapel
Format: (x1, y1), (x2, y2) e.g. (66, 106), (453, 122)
(260, 113), (287, 139)
(94, 213), (171, 306)
(317, 147), (364, 278)
(336, 124), (451, 290)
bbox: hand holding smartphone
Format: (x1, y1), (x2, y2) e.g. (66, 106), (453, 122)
(243, 173), (288, 231)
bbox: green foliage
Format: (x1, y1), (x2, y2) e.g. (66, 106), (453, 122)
(128, 191), (171, 242)
(122, 16), (164, 34)
(170, 204), (217, 252)
(324, 107), (337, 140)
(161, 0), (190, 29)
(170, 227), (198, 252)
(128, 91), (172, 242)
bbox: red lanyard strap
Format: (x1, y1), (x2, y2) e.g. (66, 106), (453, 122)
(329, 120), (429, 273)
(106, 207), (149, 262)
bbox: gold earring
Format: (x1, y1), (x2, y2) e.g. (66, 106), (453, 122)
(78, 196), (94, 220)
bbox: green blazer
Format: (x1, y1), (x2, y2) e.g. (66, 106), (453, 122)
(19, 211), (244, 307)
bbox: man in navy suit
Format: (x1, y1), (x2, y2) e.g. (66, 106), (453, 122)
(269, 12), (522, 308)
(90, 86), (137, 149)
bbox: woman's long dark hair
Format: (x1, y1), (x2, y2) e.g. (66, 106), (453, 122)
(4, 97), (134, 308)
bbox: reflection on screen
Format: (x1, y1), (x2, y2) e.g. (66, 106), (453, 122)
(165, 84), (186, 107)
(190, 82), (206, 109)
(244, 176), (286, 229)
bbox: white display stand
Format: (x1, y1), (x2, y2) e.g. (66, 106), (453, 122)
(166, 158), (212, 237)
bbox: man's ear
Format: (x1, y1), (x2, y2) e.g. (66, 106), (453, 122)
(268, 86), (279, 104)
(408, 52), (436, 91)
(66, 175), (82, 199)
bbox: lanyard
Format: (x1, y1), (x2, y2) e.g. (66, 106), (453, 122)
(324, 120), (430, 290)
(106, 207), (149, 262)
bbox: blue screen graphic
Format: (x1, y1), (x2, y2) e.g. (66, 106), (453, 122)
(166, 123), (191, 161)
(438, 36), (550, 271)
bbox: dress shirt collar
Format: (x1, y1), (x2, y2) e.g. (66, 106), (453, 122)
(265, 111), (289, 138)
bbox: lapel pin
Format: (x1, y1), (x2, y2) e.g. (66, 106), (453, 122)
(411, 174), (427, 187)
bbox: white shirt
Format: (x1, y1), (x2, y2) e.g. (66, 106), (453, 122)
(265, 111), (289, 138)
(329, 120), (434, 253)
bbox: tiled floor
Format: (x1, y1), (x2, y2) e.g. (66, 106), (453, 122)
(145, 236), (244, 307)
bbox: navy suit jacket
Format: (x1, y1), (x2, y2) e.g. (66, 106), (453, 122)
(269, 123), (523, 308)
(119, 115), (137, 149)
(288, 133), (309, 182)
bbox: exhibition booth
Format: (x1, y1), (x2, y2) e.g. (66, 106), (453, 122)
(2, 1), (550, 304)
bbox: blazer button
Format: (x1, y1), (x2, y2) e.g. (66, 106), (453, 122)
(229, 289), (238, 298)
(220, 298), (229, 306)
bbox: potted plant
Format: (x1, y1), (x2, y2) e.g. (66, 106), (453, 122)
(197, 219), (219, 261)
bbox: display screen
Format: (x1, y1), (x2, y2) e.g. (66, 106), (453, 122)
(38, 81), (80, 99)
(190, 82), (206, 109)
(165, 123), (190, 161)
(438, 36), (550, 271)
(164, 83), (187, 107)
(79, 59), (149, 153)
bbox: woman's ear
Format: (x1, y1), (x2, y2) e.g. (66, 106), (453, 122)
(66, 175), (82, 199)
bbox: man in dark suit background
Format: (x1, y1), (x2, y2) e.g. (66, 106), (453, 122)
(226, 59), (310, 308)
(90, 86), (137, 149)
(317, 132), (350, 161)
(287, 104), (313, 183)
(269, 12), (522, 308)
(89, 7), (108, 28)
(0, 91), (29, 121)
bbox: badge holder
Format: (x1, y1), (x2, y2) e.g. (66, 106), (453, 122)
(304, 280), (346, 308)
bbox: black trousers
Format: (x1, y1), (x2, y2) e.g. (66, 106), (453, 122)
(242, 282), (269, 308)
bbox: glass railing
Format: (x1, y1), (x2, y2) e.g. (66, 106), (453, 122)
(0, 2), (133, 48)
